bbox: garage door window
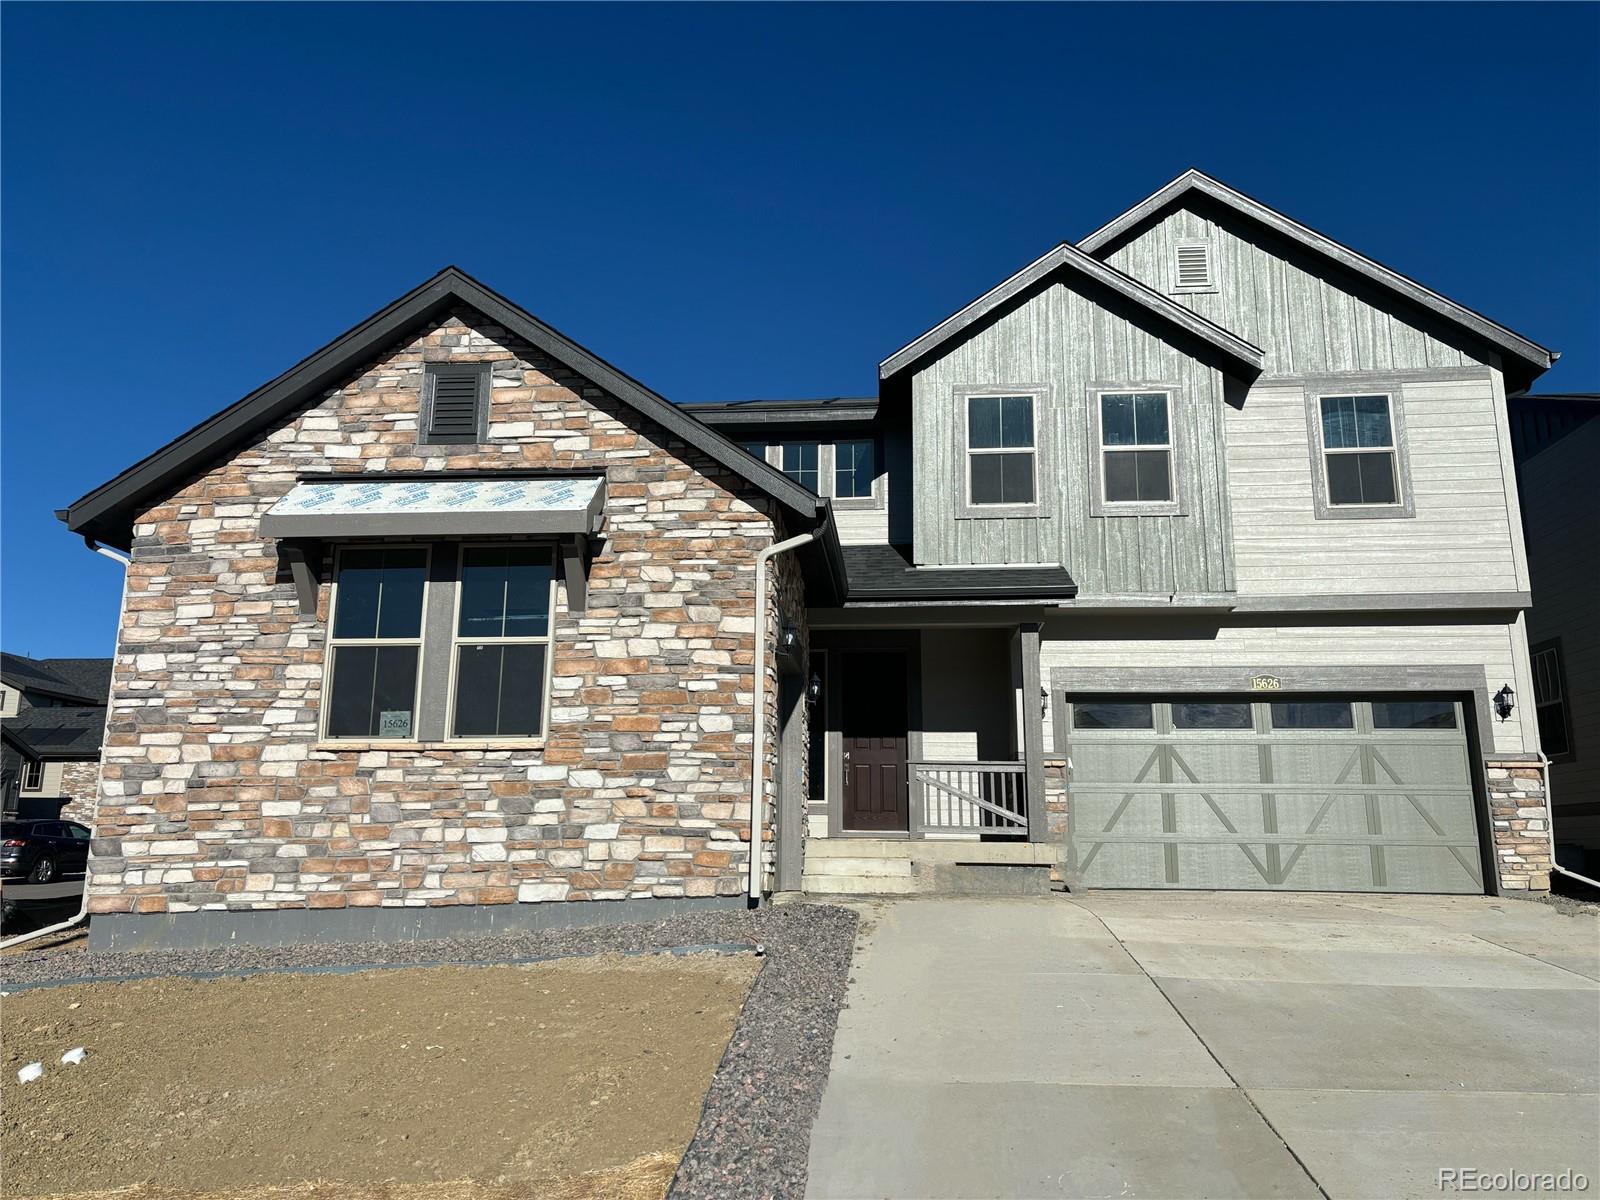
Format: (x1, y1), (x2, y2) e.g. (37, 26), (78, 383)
(1172, 700), (1252, 729)
(1371, 699), (1456, 729)
(1269, 701), (1353, 729)
(1073, 701), (1153, 729)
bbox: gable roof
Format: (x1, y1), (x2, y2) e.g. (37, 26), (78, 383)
(59, 267), (827, 550)
(879, 239), (1265, 381)
(1078, 169), (1556, 382)
(0, 654), (112, 704)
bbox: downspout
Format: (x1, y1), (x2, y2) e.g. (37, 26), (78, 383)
(1537, 751), (1600, 891)
(0, 539), (129, 950)
(748, 530), (817, 906)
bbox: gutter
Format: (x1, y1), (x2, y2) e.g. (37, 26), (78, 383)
(0, 539), (129, 951)
(748, 529), (818, 905)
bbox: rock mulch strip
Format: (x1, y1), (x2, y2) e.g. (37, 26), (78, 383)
(1, 900), (859, 1200)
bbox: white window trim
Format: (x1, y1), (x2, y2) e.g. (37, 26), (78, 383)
(21, 759), (44, 792)
(319, 544), (432, 744)
(444, 542), (558, 744)
(831, 438), (882, 509)
(778, 441), (822, 495)
(1087, 385), (1184, 518)
(954, 386), (1048, 519)
(1305, 384), (1416, 521)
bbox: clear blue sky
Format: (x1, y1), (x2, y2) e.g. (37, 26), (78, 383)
(4, 2), (1597, 656)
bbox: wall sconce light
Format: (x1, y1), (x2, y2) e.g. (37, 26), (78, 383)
(807, 673), (823, 706)
(1040, 686), (1049, 719)
(1493, 684), (1515, 721)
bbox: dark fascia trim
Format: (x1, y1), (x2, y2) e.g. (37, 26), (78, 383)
(0, 724), (104, 762)
(1078, 169), (1556, 377)
(846, 577), (1078, 603)
(60, 266), (826, 550)
(879, 241), (1264, 381)
(686, 398), (880, 427)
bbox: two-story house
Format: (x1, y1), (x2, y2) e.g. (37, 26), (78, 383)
(1, 653), (113, 822)
(59, 171), (1560, 950)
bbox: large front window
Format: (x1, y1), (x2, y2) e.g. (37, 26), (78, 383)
(325, 547), (427, 739)
(451, 546), (554, 739)
(323, 543), (557, 743)
(966, 394), (1036, 506)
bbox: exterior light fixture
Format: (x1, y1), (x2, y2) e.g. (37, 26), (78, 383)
(1493, 684), (1515, 721)
(807, 673), (823, 705)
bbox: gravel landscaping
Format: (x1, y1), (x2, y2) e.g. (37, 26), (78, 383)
(1, 901), (859, 1200)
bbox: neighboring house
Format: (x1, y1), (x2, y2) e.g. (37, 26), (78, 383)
(59, 169), (1563, 951)
(1510, 394), (1600, 875)
(0, 654), (112, 822)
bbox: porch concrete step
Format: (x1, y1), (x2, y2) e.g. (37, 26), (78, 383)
(805, 838), (916, 860)
(800, 872), (920, 896)
(805, 837), (1057, 866)
(803, 855), (913, 878)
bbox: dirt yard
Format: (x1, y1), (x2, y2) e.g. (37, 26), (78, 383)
(0, 952), (760, 1199)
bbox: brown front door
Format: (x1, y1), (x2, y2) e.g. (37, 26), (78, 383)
(842, 650), (909, 831)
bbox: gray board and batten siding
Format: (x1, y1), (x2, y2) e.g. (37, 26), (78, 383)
(908, 268), (1241, 597)
(1091, 199), (1533, 600)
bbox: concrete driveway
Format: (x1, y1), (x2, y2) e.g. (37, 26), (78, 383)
(806, 893), (1600, 1199)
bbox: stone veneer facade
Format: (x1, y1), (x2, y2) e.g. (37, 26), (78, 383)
(90, 309), (806, 919)
(1485, 758), (1554, 892)
(59, 760), (101, 826)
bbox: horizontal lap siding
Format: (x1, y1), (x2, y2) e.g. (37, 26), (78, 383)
(911, 276), (1233, 595)
(1226, 376), (1521, 594)
(1038, 618), (1530, 756)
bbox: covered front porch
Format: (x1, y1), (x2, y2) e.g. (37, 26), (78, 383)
(808, 625), (1047, 840)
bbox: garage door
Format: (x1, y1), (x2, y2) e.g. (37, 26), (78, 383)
(1063, 695), (1485, 894)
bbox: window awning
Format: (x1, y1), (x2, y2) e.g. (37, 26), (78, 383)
(260, 476), (607, 539)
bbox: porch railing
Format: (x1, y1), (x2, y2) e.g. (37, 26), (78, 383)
(909, 761), (1029, 837)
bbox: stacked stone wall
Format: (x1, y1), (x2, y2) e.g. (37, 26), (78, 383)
(90, 309), (790, 916)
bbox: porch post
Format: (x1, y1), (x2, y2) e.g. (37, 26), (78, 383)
(1012, 622), (1047, 843)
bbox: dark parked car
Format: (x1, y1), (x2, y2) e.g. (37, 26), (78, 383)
(1, 819), (91, 883)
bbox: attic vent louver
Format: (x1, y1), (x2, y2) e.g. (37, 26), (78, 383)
(1174, 240), (1215, 294)
(423, 363), (488, 445)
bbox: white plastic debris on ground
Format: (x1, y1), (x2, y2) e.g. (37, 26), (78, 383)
(60, 1048), (87, 1066)
(17, 1062), (43, 1083)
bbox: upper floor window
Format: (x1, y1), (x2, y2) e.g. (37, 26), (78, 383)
(834, 440), (876, 499)
(21, 759), (44, 791)
(1533, 641), (1573, 760)
(1319, 394), (1399, 507)
(966, 394), (1036, 506)
(738, 439), (766, 462)
(422, 363), (490, 445)
(1100, 392), (1173, 504)
(1305, 382), (1415, 521)
(779, 442), (820, 493)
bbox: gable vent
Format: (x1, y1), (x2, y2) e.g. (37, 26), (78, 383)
(424, 366), (485, 444)
(1174, 241), (1215, 293)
